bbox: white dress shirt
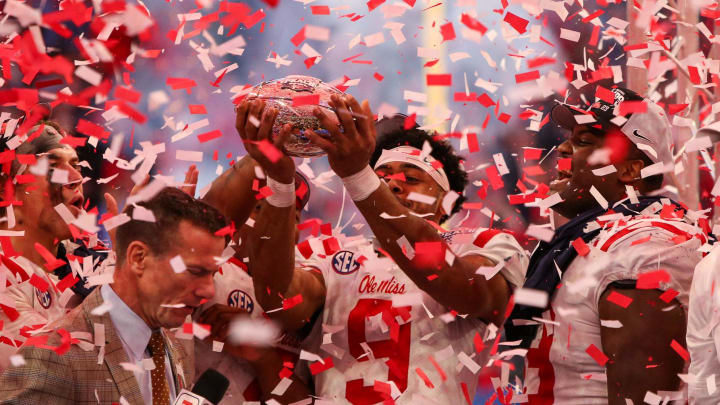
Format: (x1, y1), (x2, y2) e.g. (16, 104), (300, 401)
(101, 285), (177, 404)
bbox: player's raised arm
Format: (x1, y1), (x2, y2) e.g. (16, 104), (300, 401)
(200, 103), (263, 228)
(306, 95), (525, 326)
(238, 99), (326, 332)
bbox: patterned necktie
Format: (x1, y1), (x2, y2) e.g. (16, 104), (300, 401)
(148, 331), (170, 405)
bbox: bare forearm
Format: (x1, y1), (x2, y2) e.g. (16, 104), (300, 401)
(250, 350), (313, 403)
(202, 155), (258, 227)
(251, 202), (296, 313)
(602, 288), (686, 404)
(354, 182), (499, 317)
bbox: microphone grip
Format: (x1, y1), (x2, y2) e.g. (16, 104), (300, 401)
(172, 389), (215, 405)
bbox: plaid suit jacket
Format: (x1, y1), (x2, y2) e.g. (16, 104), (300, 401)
(0, 288), (194, 405)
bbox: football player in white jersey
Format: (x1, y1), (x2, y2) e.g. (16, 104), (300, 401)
(0, 121), (93, 371)
(235, 96), (528, 404)
(194, 171), (315, 404)
(504, 87), (705, 404)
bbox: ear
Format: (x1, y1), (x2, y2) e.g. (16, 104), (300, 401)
(615, 159), (645, 184)
(436, 190), (449, 217)
(125, 240), (151, 276)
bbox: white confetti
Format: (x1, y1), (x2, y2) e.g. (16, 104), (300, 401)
(170, 255), (186, 273)
(589, 186), (609, 210)
(514, 288), (549, 308)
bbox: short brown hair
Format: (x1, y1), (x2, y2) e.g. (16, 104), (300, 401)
(115, 187), (228, 264)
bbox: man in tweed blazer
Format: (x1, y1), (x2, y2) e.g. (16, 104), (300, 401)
(0, 188), (228, 404)
(0, 287), (192, 405)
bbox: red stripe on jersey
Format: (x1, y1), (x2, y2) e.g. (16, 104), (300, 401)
(600, 221), (693, 252)
(474, 229), (503, 248)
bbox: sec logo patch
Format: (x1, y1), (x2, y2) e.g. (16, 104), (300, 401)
(35, 288), (52, 309)
(332, 250), (360, 275)
(227, 289), (254, 313)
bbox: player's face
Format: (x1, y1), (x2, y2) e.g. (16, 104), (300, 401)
(375, 161), (446, 222)
(139, 221), (224, 329)
(550, 125), (628, 218)
(18, 146), (84, 240)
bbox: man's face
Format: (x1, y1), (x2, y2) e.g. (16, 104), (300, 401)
(550, 125), (631, 218)
(19, 146), (84, 240)
(375, 161), (446, 222)
(138, 221), (225, 329)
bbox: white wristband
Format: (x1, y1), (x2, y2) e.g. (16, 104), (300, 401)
(341, 165), (381, 201)
(266, 176), (295, 208)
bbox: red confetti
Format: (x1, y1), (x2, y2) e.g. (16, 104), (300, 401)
(323, 237), (340, 255)
(256, 139), (282, 162)
(440, 22), (456, 41)
(515, 70), (540, 83)
(29, 274), (49, 293)
(454, 92), (477, 102)
(467, 133), (479, 153)
(659, 289), (679, 303)
(292, 94), (320, 107)
(291, 26), (306, 46)
(404, 113), (417, 130)
(636, 270), (670, 289)
(527, 57), (556, 69)
(503, 12), (528, 34)
(671, 339), (689, 361)
(189, 104), (207, 114)
(297, 240), (314, 259)
(477, 93), (495, 107)
(558, 157), (571, 171)
(60, 137), (87, 148)
(367, 0), (385, 11)
(311, 5), (330, 14)
(426, 74), (452, 86)
(282, 294), (303, 310)
(309, 356), (334, 375)
(582, 9), (605, 22)
(460, 13), (487, 34)
(595, 86), (615, 104)
(415, 367), (434, 388)
(485, 166), (504, 190)
(76, 119), (110, 139)
(197, 130), (222, 143)
(688, 65), (702, 85)
(589, 25), (600, 47)
(523, 148), (543, 160)
(668, 104), (688, 114)
(373, 72), (384, 81)
(166, 77), (197, 92)
(618, 100), (647, 115)
(571, 237), (590, 256)
(585, 344), (609, 366)
(606, 290), (633, 308)
(114, 86), (141, 103)
(630, 234), (652, 246)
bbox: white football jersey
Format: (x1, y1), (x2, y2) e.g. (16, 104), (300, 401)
(687, 244), (720, 404)
(305, 228), (527, 404)
(0, 255), (65, 372)
(194, 250), (314, 404)
(521, 207), (704, 404)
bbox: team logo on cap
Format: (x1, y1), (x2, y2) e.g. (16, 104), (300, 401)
(35, 288), (52, 309)
(632, 129), (652, 142)
(332, 250), (360, 275)
(227, 290), (254, 313)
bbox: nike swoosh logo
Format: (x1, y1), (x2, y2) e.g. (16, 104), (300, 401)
(632, 129), (652, 142)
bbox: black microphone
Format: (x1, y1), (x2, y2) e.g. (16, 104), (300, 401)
(173, 368), (230, 405)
